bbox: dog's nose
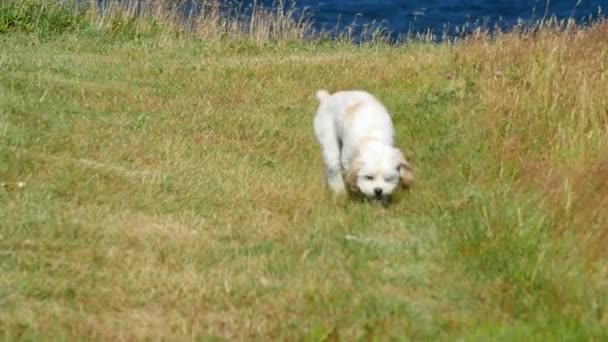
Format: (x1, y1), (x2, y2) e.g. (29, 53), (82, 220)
(374, 188), (383, 196)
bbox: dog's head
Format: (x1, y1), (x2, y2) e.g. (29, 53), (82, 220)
(345, 142), (414, 204)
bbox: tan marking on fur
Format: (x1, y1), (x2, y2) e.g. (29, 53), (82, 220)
(396, 150), (415, 190)
(342, 102), (364, 125)
(358, 136), (377, 148)
(344, 159), (362, 193)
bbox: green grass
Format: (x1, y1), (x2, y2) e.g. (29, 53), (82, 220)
(0, 0), (86, 35)
(1, 1), (608, 340)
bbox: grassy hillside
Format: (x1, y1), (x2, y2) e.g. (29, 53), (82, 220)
(1, 1), (607, 340)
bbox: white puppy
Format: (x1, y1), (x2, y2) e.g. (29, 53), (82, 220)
(313, 89), (414, 203)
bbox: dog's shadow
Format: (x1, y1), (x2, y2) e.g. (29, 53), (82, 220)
(323, 191), (397, 209)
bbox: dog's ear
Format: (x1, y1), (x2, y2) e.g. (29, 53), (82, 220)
(344, 159), (362, 193)
(395, 149), (414, 190)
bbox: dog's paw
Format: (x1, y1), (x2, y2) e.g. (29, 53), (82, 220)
(328, 177), (347, 194)
(324, 190), (349, 207)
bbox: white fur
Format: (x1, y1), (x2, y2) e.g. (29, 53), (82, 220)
(313, 89), (414, 202)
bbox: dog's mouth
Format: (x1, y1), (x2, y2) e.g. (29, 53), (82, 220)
(370, 194), (390, 206)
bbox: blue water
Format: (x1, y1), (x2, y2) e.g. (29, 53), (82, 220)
(97, 1), (607, 39)
(252, 0), (607, 38)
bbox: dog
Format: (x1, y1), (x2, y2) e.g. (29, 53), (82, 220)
(313, 89), (414, 204)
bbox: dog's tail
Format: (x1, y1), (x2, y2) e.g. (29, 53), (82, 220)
(315, 89), (331, 102)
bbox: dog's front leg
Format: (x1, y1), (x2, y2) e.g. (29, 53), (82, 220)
(322, 145), (346, 193)
(314, 110), (346, 194)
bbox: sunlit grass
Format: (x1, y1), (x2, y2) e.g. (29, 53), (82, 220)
(1, 0), (607, 340)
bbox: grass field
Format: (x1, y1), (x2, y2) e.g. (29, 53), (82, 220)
(1, 1), (608, 340)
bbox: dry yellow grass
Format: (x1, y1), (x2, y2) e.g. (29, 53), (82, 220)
(454, 22), (608, 262)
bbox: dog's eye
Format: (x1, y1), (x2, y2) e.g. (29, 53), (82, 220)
(364, 175), (374, 180)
